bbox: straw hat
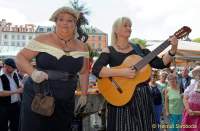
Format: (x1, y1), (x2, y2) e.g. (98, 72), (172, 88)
(49, 6), (79, 22)
(192, 66), (200, 79)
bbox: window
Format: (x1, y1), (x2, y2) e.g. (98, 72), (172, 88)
(47, 28), (52, 32)
(98, 43), (101, 48)
(12, 35), (15, 40)
(39, 28), (44, 32)
(4, 34), (8, 39)
(92, 35), (95, 40)
(11, 42), (15, 46)
(22, 35), (26, 40)
(92, 29), (96, 33)
(98, 36), (102, 41)
(4, 42), (8, 46)
(17, 35), (20, 40)
(17, 42), (20, 46)
(22, 42), (26, 47)
(29, 36), (33, 40)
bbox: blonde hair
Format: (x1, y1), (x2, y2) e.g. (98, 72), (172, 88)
(111, 17), (132, 45)
(167, 73), (177, 81)
(49, 6), (79, 22)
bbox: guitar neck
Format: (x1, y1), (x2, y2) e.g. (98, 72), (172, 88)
(134, 40), (170, 70)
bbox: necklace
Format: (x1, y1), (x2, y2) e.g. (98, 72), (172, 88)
(116, 43), (130, 50)
(54, 32), (73, 51)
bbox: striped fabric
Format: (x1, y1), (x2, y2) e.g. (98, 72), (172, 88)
(107, 85), (158, 131)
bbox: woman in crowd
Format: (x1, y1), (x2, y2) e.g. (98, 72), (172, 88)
(16, 6), (89, 131)
(149, 71), (163, 127)
(165, 73), (184, 131)
(181, 66), (200, 131)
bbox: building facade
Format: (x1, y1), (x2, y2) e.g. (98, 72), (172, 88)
(0, 19), (108, 57)
(84, 26), (108, 52)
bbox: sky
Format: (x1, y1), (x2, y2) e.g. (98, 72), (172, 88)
(0, 0), (199, 42)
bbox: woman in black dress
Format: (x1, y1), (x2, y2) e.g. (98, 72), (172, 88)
(16, 7), (89, 131)
(92, 17), (178, 131)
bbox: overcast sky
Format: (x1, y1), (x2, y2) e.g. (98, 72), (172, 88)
(0, 0), (199, 42)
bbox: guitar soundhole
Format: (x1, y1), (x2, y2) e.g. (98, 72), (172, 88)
(109, 77), (123, 93)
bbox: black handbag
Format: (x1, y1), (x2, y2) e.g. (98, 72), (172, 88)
(31, 81), (55, 117)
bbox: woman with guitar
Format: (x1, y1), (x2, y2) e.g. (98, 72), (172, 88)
(92, 16), (178, 131)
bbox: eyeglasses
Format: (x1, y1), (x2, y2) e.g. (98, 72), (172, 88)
(168, 78), (176, 81)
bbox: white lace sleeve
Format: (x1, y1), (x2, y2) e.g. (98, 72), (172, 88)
(25, 40), (90, 59)
(25, 40), (65, 59)
(184, 79), (197, 96)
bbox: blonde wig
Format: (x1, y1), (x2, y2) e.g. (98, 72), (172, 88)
(111, 17), (132, 45)
(49, 6), (79, 22)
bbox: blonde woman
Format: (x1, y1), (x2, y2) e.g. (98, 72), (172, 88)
(92, 17), (178, 131)
(16, 7), (89, 131)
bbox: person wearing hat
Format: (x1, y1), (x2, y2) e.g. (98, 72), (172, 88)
(16, 6), (89, 131)
(0, 58), (23, 131)
(181, 66), (200, 130)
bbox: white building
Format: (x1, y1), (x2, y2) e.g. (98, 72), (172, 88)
(0, 19), (53, 57)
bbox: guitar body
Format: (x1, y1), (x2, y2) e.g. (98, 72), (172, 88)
(97, 54), (152, 106)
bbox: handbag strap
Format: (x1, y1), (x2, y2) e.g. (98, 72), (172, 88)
(34, 81), (54, 97)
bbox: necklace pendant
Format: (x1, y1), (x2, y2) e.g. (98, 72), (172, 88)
(63, 48), (70, 52)
(116, 44), (130, 50)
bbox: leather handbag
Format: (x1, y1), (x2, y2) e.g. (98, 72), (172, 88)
(31, 81), (55, 117)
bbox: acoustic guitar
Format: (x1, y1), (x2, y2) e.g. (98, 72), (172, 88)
(97, 26), (191, 106)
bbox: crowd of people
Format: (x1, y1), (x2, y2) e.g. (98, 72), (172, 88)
(0, 6), (199, 131)
(149, 66), (200, 131)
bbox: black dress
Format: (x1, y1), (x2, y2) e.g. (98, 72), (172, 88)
(92, 46), (169, 131)
(20, 52), (83, 131)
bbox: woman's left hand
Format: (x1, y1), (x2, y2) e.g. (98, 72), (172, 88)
(168, 36), (178, 53)
(77, 95), (87, 108)
(169, 36), (178, 46)
(188, 109), (195, 116)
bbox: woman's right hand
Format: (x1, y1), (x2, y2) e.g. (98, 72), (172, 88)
(187, 109), (195, 116)
(120, 67), (136, 78)
(165, 111), (169, 117)
(31, 69), (48, 83)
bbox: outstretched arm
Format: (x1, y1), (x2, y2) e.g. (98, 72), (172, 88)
(162, 36), (178, 65)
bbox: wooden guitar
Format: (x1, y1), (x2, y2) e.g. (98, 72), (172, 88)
(97, 26), (191, 106)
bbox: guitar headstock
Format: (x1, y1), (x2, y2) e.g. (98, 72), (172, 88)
(174, 26), (191, 39)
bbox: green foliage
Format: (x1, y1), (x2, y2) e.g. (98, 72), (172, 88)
(86, 44), (99, 58)
(192, 38), (200, 43)
(89, 50), (100, 58)
(130, 38), (147, 47)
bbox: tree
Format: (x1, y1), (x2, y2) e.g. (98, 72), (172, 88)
(130, 38), (147, 47)
(192, 38), (200, 43)
(69, 0), (90, 42)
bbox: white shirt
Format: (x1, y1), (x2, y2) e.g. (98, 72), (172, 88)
(0, 71), (21, 103)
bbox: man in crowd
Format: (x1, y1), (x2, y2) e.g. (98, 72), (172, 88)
(178, 67), (192, 93)
(0, 58), (24, 131)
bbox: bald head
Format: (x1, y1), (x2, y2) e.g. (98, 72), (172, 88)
(182, 67), (189, 78)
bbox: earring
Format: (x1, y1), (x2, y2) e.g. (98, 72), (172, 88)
(74, 26), (79, 38)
